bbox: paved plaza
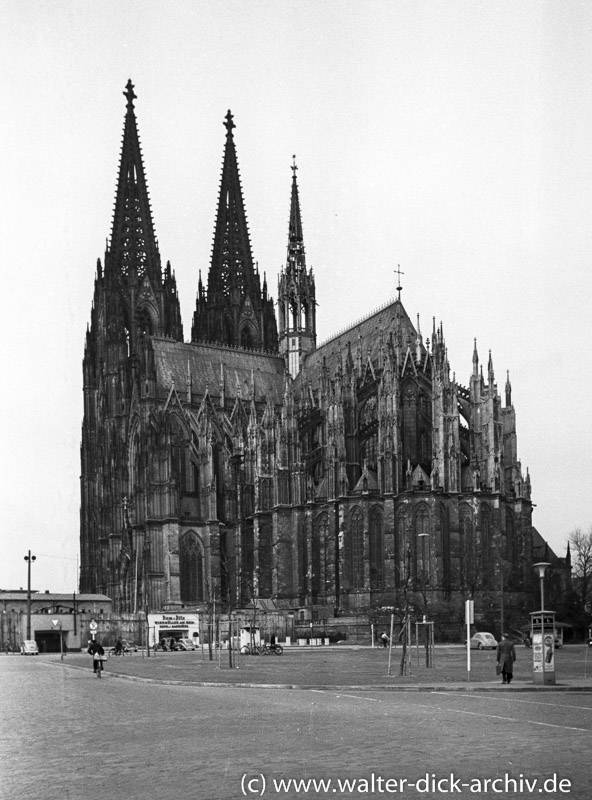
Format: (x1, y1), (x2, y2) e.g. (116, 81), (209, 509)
(1, 647), (591, 800)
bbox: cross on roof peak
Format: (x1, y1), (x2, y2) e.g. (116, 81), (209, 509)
(395, 264), (404, 299)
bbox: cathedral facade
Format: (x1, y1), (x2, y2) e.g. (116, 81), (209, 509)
(80, 82), (537, 628)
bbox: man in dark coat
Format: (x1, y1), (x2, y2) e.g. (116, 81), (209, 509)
(88, 639), (105, 677)
(496, 633), (516, 684)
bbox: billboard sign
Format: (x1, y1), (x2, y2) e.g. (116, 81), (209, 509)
(148, 613), (200, 647)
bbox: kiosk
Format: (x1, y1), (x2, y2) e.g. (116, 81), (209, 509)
(530, 610), (556, 686)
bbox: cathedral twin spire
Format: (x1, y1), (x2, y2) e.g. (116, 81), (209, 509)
(93, 80), (183, 356)
(209, 110), (256, 300)
(191, 109), (278, 351)
(107, 80), (160, 287)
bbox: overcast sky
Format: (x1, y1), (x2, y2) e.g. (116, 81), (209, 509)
(1, 1), (591, 593)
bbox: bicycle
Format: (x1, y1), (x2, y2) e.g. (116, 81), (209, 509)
(240, 643), (263, 655)
(259, 642), (284, 656)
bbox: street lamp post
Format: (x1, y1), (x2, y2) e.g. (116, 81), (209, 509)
(499, 558), (504, 639)
(533, 562), (550, 613)
(24, 551), (36, 640)
(399, 546), (412, 677)
(418, 532), (433, 668)
(418, 533), (429, 619)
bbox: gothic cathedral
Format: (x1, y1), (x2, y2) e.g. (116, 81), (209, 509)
(80, 82), (537, 630)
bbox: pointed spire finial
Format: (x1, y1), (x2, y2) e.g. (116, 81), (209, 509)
(395, 264), (404, 300)
(124, 79), (136, 110)
(291, 155), (298, 176)
(224, 110), (235, 135)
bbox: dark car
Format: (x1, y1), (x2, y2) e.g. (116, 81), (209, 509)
(110, 639), (138, 655)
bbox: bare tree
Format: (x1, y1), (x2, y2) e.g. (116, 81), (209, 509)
(569, 526), (592, 615)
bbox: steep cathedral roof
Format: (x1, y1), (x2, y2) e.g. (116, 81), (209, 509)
(152, 338), (285, 405)
(298, 298), (423, 382)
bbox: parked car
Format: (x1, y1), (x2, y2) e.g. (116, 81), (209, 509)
(470, 632), (498, 650)
(20, 640), (39, 655)
(176, 638), (196, 651)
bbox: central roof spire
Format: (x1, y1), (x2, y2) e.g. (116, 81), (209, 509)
(288, 155), (305, 260)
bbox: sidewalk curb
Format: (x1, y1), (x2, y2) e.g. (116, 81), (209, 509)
(40, 659), (592, 692)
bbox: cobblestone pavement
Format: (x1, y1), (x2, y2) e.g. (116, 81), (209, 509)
(2, 653), (591, 800)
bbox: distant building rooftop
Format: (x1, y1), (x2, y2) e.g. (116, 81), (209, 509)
(0, 591), (111, 602)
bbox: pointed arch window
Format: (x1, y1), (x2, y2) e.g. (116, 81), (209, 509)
(170, 416), (188, 493)
(415, 504), (431, 584)
(224, 316), (233, 346)
(349, 507), (365, 589)
(396, 508), (409, 588)
(480, 504), (492, 590)
(258, 523), (273, 598)
(240, 326), (254, 350)
(369, 506), (383, 588)
(289, 296), (299, 331)
(312, 512), (329, 598)
(137, 308), (153, 339)
(241, 520), (255, 603)
(180, 532), (204, 603)
(361, 433), (378, 471)
(459, 505), (477, 594)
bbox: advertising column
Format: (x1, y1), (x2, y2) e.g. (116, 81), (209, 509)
(530, 611), (556, 686)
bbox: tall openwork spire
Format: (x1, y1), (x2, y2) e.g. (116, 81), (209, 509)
(287, 156), (305, 265)
(191, 112), (277, 351)
(278, 157), (316, 376)
(209, 110), (256, 300)
(106, 79), (160, 286)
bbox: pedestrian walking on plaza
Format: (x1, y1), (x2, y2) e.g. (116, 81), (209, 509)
(380, 632), (390, 648)
(88, 639), (105, 677)
(496, 633), (516, 684)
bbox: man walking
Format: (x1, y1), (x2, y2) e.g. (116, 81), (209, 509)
(496, 633), (516, 684)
